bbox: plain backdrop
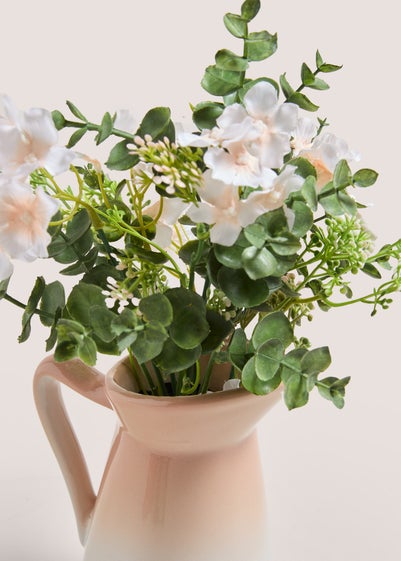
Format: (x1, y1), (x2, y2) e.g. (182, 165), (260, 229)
(1, 1), (400, 560)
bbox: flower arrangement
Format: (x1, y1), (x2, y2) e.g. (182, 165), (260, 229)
(1, 0), (400, 410)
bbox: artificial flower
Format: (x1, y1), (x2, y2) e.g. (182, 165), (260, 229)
(300, 132), (359, 189)
(291, 116), (319, 155)
(187, 172), (266, 246)
(148, 197), (190, 248)
(0, 179), (59, 265)
(0, 95), (75, 177)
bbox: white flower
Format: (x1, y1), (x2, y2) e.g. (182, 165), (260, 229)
(223, 379), (241, 391)
(240, 81), (298, 169)
(0, 178), (59, 263)
(147, 197), (190, 248)
(247, 165), (304, 214)
(300, 132), (359, 190)
(0, 95), (75, 177)
(291, 117), (318, 155)
(187, 172), (265, 246)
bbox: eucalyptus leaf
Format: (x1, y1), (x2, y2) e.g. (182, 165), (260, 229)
(284, 373), (309, 410)
(241, 356), (281, 395)
(96, 112), (114, 144)
(131, 321), (168, 363)
(192, 101), (224, 130)
(67, 127), (88, 148)
(353, 169), (378, 188)
(240, 0), (261, 21)
(19, 276), (46, 343)
(215, 49), (249, 72)
(136, 106), (174, 141)
(139, 293), (173, 327)
(40, 281), (65, 327)
(255, 339), (284, 381)
(218, 266), (271, 307)
(279, 73), (294, 99)
(242, 246), (280, 279)
(252, 311), (293, 349)
(228, 328), (248, 370)
(201, 65), (243, 96)
(106, 139), (139, 171)
(223, 13), (248, 38)
(245, 31), (278, 61)
(66, 100), (87, 121)
(287, 92), (319, 112)
(301, 346), (331, 375)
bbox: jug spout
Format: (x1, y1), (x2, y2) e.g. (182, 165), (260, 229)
(33, 356), (112, 545)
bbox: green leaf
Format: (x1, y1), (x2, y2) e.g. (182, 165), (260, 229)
(214, 240), (247, 269)
(154, 340), (201, 374)
(353, 168), (378, 188)
(289, 201), (314, 238)
(317, 376), (350, 409)
(241, 356), (282, 395)
(136, 106), (174, 141)
(361, 262), (382, 279)
(40, 281), (65, 327)
(131, 322), (168, 363)
(78, 336), (98, 365)
(223, 13), (248, 38)
(288, 157), (317, 180)
(242, 246), (280, 280)
(111, 308), (138, 335)
(106, 139), (139, 170)
(243, 223), (267, 248)
(255, 339), (284, 381)
(269, 233), (301, 257)
(281, 348), (307, 384)
(319, 63), (343, 73)
(228, 328), (248, 370)
(333, 159), (352, 189)
(96, 112), (113, 144)
(201, 65), (243, 96)
(19, 276), (46, 343)
(215, 49), (249, 72)
(287, 92), (319, 112)
(218, 266), (271, 307)
(52, 110), (66, 130)
(66, 100), (87, 121)
(301, 63), (315, 86)
(279, 73), (294, 99)
(301, 346), (331, 375)
(192, 101), (224, 130)
(240, 0), (261, 21)
(66, 283), (107, 328)
(201, 310), (233, 353)
(301, 175), (318, 211)
(284, 373), (309, 410)
(316, 50), (324, 68)
(308, 77), (329, 91)
(90, 305), (117, 343)
(165, 288), (210, 349)
(252, 311), (293, 349)
(67, 127), (88, 148)
(139, 293), (173, 327)
(245, 31), (277, 61)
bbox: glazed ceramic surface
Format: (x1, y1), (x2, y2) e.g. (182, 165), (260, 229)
(33, 356), (280, 561)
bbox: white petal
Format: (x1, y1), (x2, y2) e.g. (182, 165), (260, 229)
(223, 379), (241, 391)
(44, 145), (75, 175)
(205, 146), (262, 187)
(196, 170), (230, 206)
(258, 131), (291, 169)
(187, 202), (215, 225)
(23, 108), (58, 156)
(210, 221), (241, 246)
(177, 131), (212, 147)
(153, 223), (173, 248)
(161, 198), (189, 225)
(0, 249), (13, 281)
(244, 81), (278, 120)
(272, 103), (298, 134)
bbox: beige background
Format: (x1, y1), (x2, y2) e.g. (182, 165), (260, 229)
(1, 0), (400, 559)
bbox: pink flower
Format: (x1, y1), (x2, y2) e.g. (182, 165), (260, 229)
(0, 178), (59, 271)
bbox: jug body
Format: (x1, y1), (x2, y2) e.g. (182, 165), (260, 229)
(34, 356), (280, 561)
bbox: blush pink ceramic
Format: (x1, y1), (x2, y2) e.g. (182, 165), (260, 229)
(33, 355), (281, 561)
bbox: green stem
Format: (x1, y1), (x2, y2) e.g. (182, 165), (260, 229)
(63, 119), (135, 142)
(200, 351), (217, 394)
(3, 293), (54, 321)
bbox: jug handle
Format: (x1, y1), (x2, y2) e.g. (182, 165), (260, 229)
(33, 355), (112, 545)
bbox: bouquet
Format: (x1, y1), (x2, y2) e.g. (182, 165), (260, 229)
(1, 0), (400, 410)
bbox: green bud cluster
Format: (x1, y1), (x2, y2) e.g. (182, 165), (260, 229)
(132, 136), (203, 202)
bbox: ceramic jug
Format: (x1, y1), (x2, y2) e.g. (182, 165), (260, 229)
(33, 355), (281, 561)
